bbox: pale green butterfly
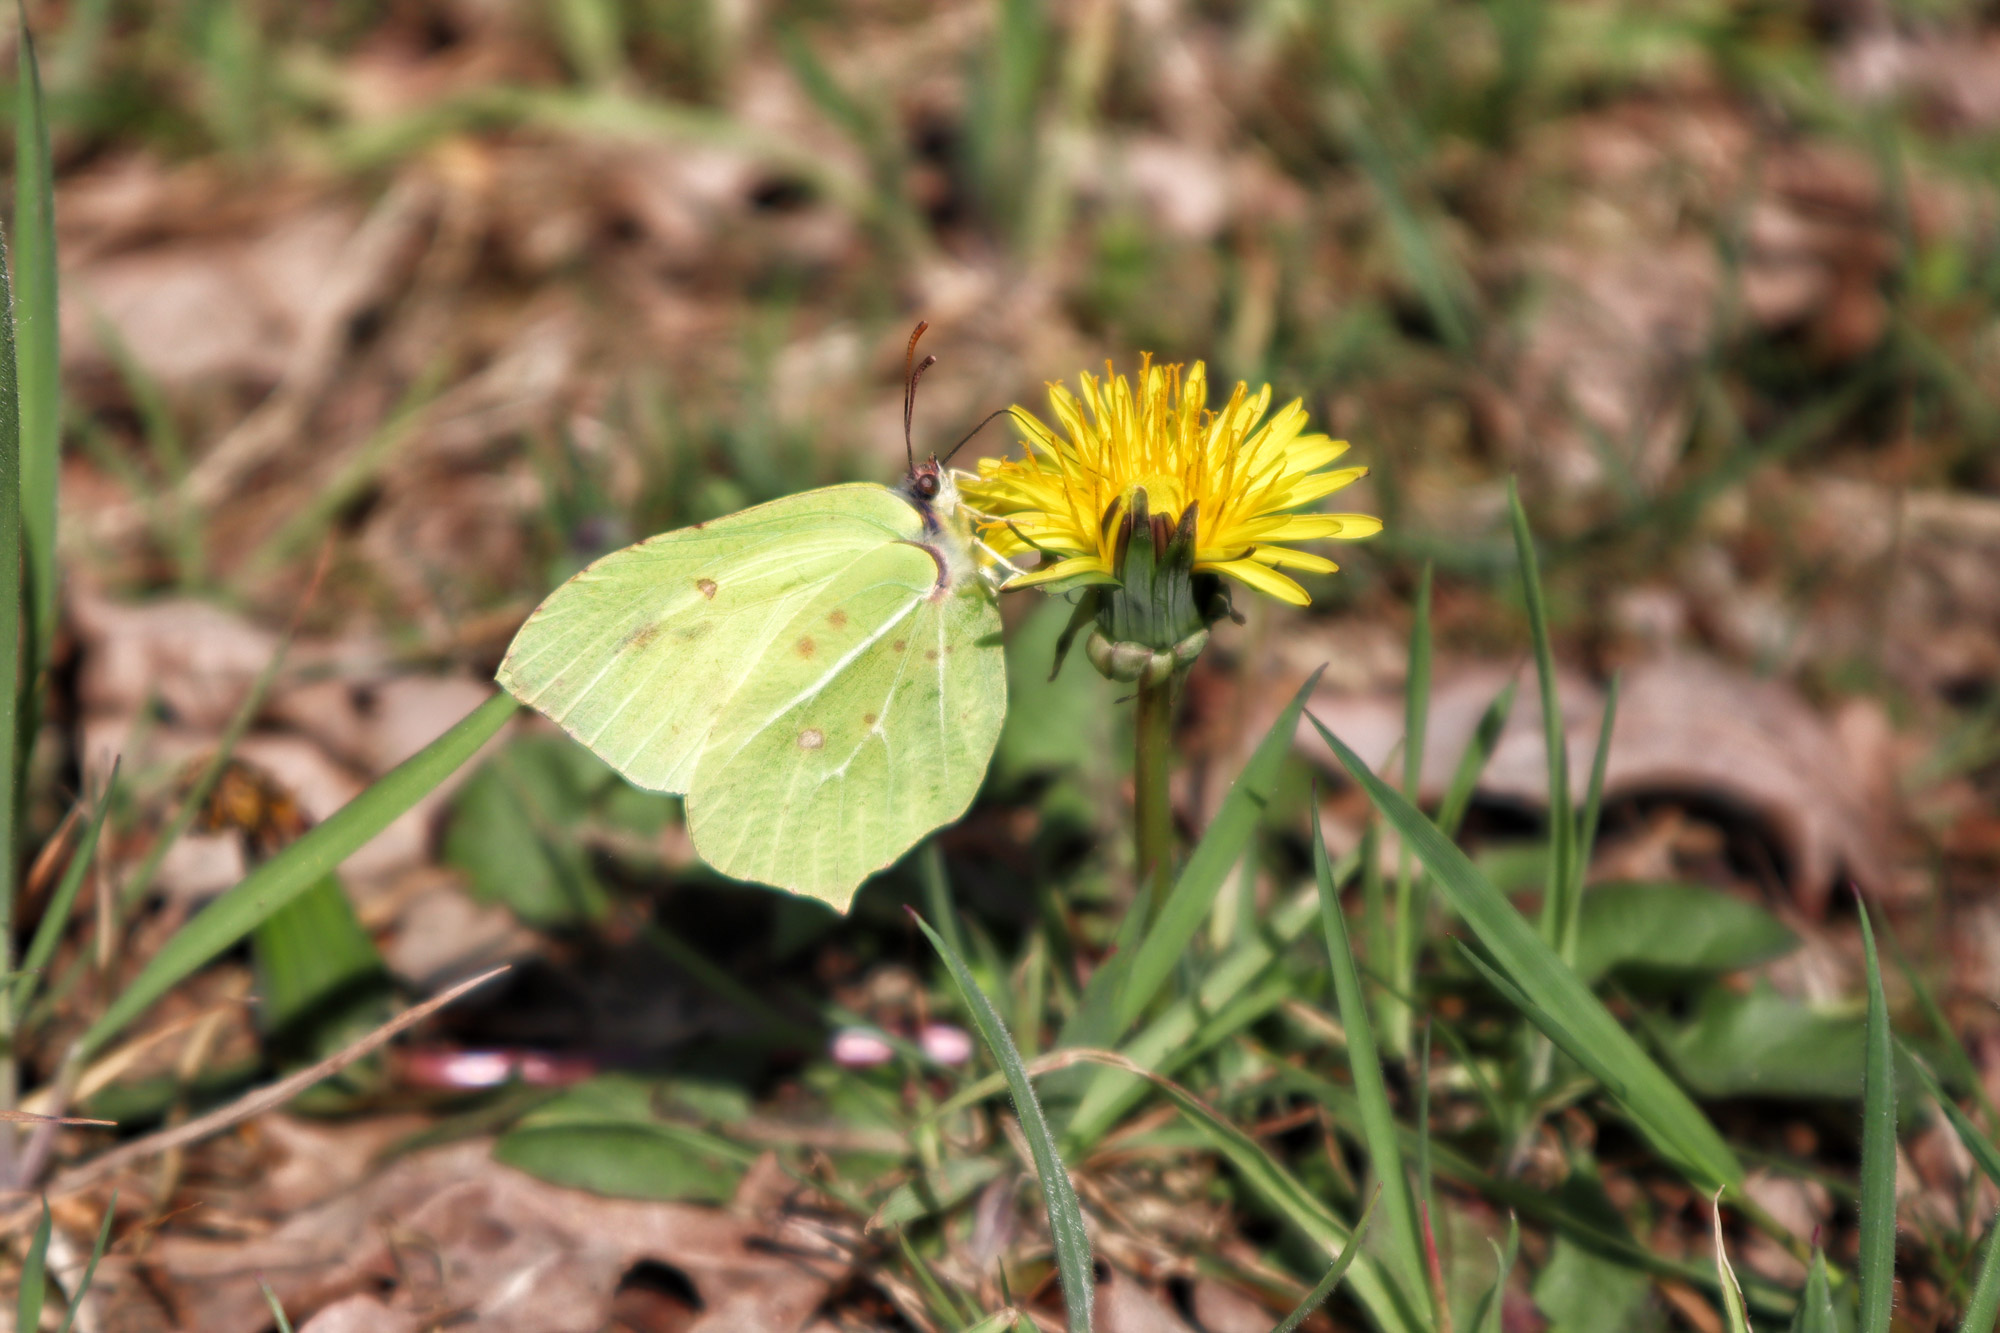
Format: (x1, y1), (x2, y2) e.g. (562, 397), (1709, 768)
(496, 327), (1008, 911)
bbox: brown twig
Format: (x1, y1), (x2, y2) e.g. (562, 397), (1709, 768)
(2, 965), (508, 1218)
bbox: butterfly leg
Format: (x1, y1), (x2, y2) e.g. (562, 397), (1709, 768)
(971, 537), (1030, 589)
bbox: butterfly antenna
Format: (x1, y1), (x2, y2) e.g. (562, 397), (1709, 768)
(903, 321), (934, 472)
(939, 405), (1025, 467)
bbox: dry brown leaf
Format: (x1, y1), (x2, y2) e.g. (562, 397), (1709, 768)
(149, 1141), (851, 1333)
(1297, 651), (1897, 911)
(295, 1295), (423, 1333)
(1183, 1279), (1277, 1333)
(1095, 1266), (1197, 1333)
(61, 203), (362, 389)
(72, 587), (280, 732)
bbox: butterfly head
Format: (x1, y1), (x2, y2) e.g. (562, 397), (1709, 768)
(900, 456), (960, 527)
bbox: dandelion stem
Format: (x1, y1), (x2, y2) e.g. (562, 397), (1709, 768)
(1133, 672), (1176, 915)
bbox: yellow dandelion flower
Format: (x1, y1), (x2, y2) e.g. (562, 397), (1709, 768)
(961, 356), (1381, 607)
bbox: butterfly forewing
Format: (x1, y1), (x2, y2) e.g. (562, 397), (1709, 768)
(498, 486), (925, 792)
(496, 483), (1005, 908)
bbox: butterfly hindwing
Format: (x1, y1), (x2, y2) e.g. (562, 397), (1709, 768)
(496, 483), (1005, 908)
(688, 559), (1004, 906)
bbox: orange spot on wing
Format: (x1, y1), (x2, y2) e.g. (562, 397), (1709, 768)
(797, 637), (817, 658)
(695, 578), (718, 599)
(829, 609), (848, 628)
(619, 622), (665, 651)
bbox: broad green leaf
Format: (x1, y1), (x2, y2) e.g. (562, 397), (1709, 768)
(1857, 902), (1895, 1333)
(1533, 1235), (1662, 1333)
(498, 483), (1005, 909)
(1311, 716), (1743, 1192)
(1314, 806), (1427, 1315)
(80, 691), (517, 1058)
(1666, 985), (1867, 1100)
(252, 873), (390, 1060)
(915, 912), (1094, 1333)
(517, 1072), (750, 1127)
(445, 738), (612, 926)
(1574, 883), (1797, 983)
(495, 1123), (746, 1202)
(494, 1074), (753, 1203)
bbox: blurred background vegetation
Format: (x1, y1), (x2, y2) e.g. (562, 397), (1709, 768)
(8, 0), (2000, 1329)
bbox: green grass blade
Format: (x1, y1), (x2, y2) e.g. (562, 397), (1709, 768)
(1063, 884), (1333, 1148)
(259, 1281), (296, 1333)
(1403, 565), (1433, 808)
(0, 64), (22, 1107)
(1712, 1193), (1753, 1333)
(1386, 565), (1433, 1057)
(17, 1197), (50, 1330)
(1508, 479), (1575, 962)
(53, 1189), (116, 1333)
(1572, 674), (1618, 903)
(1269, 1191), (1381, 1333)
(1437, 679), (1516, 840)
(1857, 898), (1897, 1333)
(1061, 1050), (1421, 1333)
(1310, 714), (1743, 1191)
(1882, 913), (2000, 1131)
(1468, 1212), (1520, 1333)
(1959, 1211), (2000, 1333)
(1452, 940), (1626, 1098)
(120, 615), (300, 909)
(1068, 667), (1323, 1046)
(13, 4), (57, 675)
(79, 692), (517, 1059)
(15, 768), (117, 1016)
(1271, 1063), (1794, 1315)
(913, 911), (1093, 1333)
(1905, 1047), (2000, 1190)
(1788, 1248), (1838, 1333)
(1314, 805), (1426, 1314)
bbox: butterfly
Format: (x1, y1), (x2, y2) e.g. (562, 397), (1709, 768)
(496, 325), (1007, 911)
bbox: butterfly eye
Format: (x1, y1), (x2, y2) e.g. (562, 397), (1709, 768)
(915, 473), (940, 500)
